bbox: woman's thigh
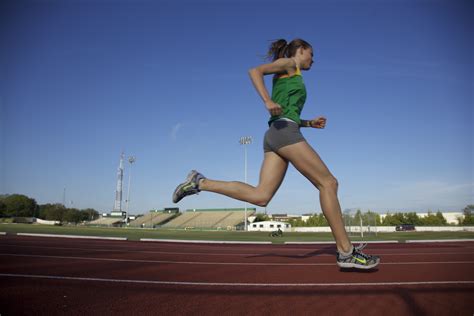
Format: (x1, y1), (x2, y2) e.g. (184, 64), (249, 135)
(257, 151), (289, 197)
(276, 141), (334, 189)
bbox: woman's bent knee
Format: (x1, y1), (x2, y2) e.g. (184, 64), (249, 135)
(254, 196), (270, 207)
(320, 176), (338, 191)
(253, 192), (273, 207)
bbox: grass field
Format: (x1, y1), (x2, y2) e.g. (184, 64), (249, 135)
(1, 223), (473, 243)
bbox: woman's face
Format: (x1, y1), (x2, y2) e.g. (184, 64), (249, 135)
(299, 47), (314, 70)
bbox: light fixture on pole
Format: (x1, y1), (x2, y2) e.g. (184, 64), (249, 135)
(125, 156), (136, 223)
(239, 136), (252, 231)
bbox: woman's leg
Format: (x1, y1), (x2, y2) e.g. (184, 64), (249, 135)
(277, 141), (352, 253)
(199, 152), (288, 207)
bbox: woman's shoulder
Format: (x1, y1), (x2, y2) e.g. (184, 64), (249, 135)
(251, 58), (296, 77)
(273, 58), (299, 79)
(273, 58), (297, 70)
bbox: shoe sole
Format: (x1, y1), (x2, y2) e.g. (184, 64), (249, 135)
(172, 171), (198, 203)
(337, 259), (380, 270)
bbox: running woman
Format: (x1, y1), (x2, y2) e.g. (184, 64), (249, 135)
(173, 39), (380, 269)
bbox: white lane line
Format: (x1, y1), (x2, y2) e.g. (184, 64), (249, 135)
(285, 241), (400, 244)
(0, 244), (265, 256)
(0, 253), (331, 266)
(1, 253), (474, 266)
(141, 239), (271, 244)
(17, 233), (127, 241)
(405, 239), (474, 243)
(1, 244), (473, 257)
(0, 273), (473, 287)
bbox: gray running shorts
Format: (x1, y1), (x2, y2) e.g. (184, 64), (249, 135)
(263, 120), (306, 153)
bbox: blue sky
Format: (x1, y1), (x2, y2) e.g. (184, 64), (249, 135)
(1, 0), (472, 215)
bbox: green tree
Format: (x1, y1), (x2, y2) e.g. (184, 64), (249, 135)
(435, 211), (447, 225)
(0, 199), (6, 217)
(461, 205), (474, 225)
(419, 211), (447, 226)
(342, 211), (355, 226)
(63, 208), (82, 224)
(317, 213), (328, 226)
(404, 212), (422, 225)
(382, 212), (406, 226)
(354, 209), (363, 226)
(2, 194), (38, 217)
(253, 213), (270, 223)
(39, 203), (67, 221)
(81, 208), (99, 222)
(306, 213), (328, 226)
(288, 217), (305, 227)
(363, 210), (381, 226)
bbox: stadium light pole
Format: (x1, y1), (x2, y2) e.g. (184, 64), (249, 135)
(125, 156), (136, 223)
(239, 136), (252, 231)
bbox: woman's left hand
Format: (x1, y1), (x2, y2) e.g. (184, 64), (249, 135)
(310, 117), (327, 129)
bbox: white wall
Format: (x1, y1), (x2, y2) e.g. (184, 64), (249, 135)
(293, 226), (474, 232)
(414, 226), (474, 232)
(293, 226), (396, 233)
(35, 218), (60, 225)
(248, 221), (291, 232)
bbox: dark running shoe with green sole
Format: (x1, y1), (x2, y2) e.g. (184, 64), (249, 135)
(337, 244), (380, 269)
(172, 170), (206, 203)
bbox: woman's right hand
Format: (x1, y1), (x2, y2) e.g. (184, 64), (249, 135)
(265, 100), (282, 116)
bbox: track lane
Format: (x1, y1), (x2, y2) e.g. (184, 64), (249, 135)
(1, 235), (474, 316)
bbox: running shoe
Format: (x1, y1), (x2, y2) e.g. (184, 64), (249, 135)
(172, 170), (206, 203)
(355, 242), (367, 251)
(336, 244), (380, 269)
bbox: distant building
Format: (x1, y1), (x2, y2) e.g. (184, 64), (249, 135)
(418, 212), (464, 225)
(110, 211), (126, 217)
(248, 221), (291, 232)
(271, 214), (302, 222)
(186, 207), (256, 212)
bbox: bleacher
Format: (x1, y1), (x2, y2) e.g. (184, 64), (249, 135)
(214, 211), (255, 228)
(161, 212), (200, 228)
(129, 212), (175, 228)
(88, 217), (123, 227)
(162, 209), (256, 229)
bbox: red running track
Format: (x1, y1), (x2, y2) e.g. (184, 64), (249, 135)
(0, 235), (473, 315)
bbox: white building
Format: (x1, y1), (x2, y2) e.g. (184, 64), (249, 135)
(418, 212), (464, 225)
(248, 221), (291, 232)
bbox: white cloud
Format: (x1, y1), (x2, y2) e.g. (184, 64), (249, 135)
(171, 123), (182, 141)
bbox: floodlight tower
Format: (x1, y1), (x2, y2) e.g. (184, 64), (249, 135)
(125, 156), (136, 222)
(239, 136), (252, 231)
(113, 152), (125, 212)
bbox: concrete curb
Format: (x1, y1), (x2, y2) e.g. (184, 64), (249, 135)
(405, 239), (474, 243)
(140, 238), (272, 244)
(17, 233), (127, 241)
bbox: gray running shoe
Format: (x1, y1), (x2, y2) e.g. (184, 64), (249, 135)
(355, 243), (367, 251)
(337, 244), (380, 269)
(172, 170), (206, 203)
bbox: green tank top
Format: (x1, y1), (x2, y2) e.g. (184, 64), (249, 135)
(268, 67), (307, 126)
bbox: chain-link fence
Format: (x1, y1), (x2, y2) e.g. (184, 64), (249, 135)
(343, 209), (380, 238)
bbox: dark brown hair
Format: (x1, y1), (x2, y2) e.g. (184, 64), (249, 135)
(266, 38), (312, 61)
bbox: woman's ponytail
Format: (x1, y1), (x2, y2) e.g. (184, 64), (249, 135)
(266, 38), (312, 61)
(267, 39), (288, 61)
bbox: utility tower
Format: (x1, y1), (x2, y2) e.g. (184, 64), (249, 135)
(113, 152), (125, 212)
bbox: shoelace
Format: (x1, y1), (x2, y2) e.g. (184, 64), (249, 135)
(355, 243), (367, 251)
(354, 246), (381, 263)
